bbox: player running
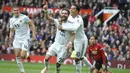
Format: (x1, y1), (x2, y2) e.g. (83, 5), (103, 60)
(9, 5), (36, 73)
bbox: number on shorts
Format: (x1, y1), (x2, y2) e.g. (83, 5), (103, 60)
(58, 58), (64, 63)
(76, 52), (80, 57)
(24, 45), (28, 49)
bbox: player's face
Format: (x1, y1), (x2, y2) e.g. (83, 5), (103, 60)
(61, 10), (69, 21)
(89, 36), (95, 45)
(70, 5), (77, 15)
(13, 7), (20, 17)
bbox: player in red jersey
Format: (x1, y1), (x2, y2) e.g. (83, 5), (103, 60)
(87, 35), (107, 73)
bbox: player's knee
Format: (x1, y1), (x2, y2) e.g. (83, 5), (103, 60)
(44, 55), (51, 62)
(15, 54), (20, 57)
(92, 68), (98, 73)
(75, 57), (83, 62)
(21, 55), (26, 59)
(44, 59), (49, 62)
(75, 58), (80, 64)
(14, 52), (20, 57)
(21, 54), (26, 59)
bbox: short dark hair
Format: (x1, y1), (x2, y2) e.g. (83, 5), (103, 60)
(61, 8), (70, 15)
(89, 35), (98, 40)
(72, 4), (80, 12)
(89, 35), (95, 38)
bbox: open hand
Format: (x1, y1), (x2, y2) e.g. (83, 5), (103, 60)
(43, 2), (48, 12)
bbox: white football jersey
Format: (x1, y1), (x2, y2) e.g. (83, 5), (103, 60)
(54, 19), (72, 45)
(62, 15), (87, 42)
(9, 14), (31, 40)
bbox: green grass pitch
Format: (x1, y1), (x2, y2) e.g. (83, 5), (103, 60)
(0, 61), (130, 73)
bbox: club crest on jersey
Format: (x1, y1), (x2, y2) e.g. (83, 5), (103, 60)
(20, 20), (22, 22)
(92, 48), (98, 55)
(92, 50), (98, 55)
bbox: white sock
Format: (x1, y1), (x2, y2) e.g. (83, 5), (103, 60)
(44, 60), (48, 69)
(82, 56), (93, 68)
(16, 57), (25, 73)
(76, 61), (82, 73)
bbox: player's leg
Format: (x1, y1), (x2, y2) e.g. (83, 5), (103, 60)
(41, 54), (52, 73)
(56, 46), (67, 73)
(74, 40), (92, 73)
(21, 39), (30, 59)
(75, 58), (82, 73)
(41, 43), (56, 73)
(13, 40), (25, 73)
(74, 42), (83, 73)
(92, 60), (102, 73)
(81, 40), (93, 68)
(101, 59), (108, 73)
(21, 50), (28, 59)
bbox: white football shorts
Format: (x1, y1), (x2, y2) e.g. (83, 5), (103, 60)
(46, 42), (67, 63)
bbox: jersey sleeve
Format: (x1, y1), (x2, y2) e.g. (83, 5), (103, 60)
(87, 46), (93, 64)
(9, 19), (13, 28)
(98, 44), (107, 65)
(98, 44), (103, 50)
(24, 16), (31, 23)
(62, 20), (81, 31)
(61, 21), (75, 31)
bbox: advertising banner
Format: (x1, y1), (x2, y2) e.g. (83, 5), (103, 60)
(0, 54), (130, 69)
(2, 6), (93, 15)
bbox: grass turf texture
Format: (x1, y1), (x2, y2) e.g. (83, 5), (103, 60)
(0, 61), (130, 73)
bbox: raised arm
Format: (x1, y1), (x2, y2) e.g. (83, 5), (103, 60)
(62, 21), (80, 31)
(58, 19), (82, 31)
(43, 4), (54, 23)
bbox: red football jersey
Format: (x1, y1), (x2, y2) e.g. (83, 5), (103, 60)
(87, 42), (107, 65)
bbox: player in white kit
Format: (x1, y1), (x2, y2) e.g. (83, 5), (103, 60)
(58, 4), (93, 73)
(9, 5), (36, 73)
(41, 4), (75, 73)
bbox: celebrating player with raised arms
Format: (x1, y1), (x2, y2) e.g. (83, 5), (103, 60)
(41, 4), (75, 73)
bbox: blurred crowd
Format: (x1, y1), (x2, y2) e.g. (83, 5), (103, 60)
(0, 0), (130, 61)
